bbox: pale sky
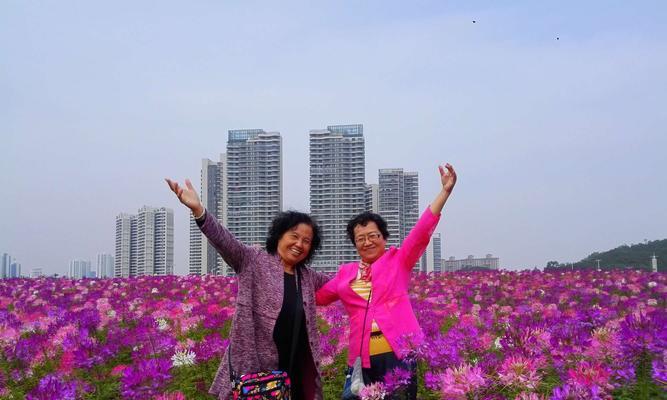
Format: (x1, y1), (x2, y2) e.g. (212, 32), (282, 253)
(2, 1), (666, 276)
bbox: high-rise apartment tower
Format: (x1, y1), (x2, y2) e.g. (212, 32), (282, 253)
(310, 124), (366, 272)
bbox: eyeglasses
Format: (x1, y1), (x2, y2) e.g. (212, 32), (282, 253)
(354, 232), (383, 245)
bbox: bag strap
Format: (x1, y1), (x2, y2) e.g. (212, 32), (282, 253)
(288, 267), (303, 377)
(358, 272), (372, 359)
(228, 340), (235, 381)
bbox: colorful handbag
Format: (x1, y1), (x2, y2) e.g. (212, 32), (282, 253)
(231, 370), (291, 399)
(229, 269), (303, 399)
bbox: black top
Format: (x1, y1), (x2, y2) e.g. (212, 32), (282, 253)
(273, 272), (309, 400)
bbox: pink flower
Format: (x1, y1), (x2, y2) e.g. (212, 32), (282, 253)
(206, 303), (223, 315)
(52, 324), (77, 347)
(439, 363), (486, 399)
(586, 326), (620, 359)
(566, 361), (613, 394)
(58, 351), (75, 374)
(479, 332), (494, 350)
(459, 314), (478, 328)
(515, 392), (547, 400)
(111, 364), (129, 377)
(320, 355), (334, 367)
(498, 355), (542, 390)
(359, 382), (387, 400)
(154, 391), (186, 400)
(0, 327), (18, 345)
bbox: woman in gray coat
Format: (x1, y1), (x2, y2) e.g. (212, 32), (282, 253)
(166, 178), (330, 400)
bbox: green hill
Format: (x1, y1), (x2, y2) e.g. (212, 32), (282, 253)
(546, 238), (666, 272)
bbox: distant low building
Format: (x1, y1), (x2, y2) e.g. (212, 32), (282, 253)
(444, 254), (499, 272)
(96, 253), (115, 278)
(31, 267), (44, 278)
(1, 253), (11, 278)
(69, 259), (92, 279)
(9, 262), (22, 278)
(420, 233), (442, 273)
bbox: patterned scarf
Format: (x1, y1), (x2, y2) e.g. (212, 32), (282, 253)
(358, 260), (372, 282)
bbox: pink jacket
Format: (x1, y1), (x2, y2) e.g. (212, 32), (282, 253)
(316, 207), (440, 368)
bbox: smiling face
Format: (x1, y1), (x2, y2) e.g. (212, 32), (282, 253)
(353, 221), (387, 264)
(277, 223), (313, 270)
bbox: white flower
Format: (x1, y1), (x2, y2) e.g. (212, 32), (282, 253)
(494, 337), (503, 349)
(107, 310), (117, 318)
(21, 325), (36, 334)
(156, 318), (169, 331)
(151, 288), (159, 294)
(647, 299), (658, 306)
(648, 281), (657, 288)
(171, 349), (196, 367)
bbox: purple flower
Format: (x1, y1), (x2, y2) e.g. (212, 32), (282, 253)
(423, 371), (441, 391)
(193, 334), (228, 362)
(76, 308), (101, 331)
(383, 366), (412, 392)
(551, 384), (570, 400)
(120, 357), (172, 400)
(653, 351), (667, 387)
(25, 373), (77, 400)
(13, 336), (39, 364)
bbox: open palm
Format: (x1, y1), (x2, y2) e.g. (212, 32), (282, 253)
(165, 178), (202, 212)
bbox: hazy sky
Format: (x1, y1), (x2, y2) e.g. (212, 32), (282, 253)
(2, 1), (666, 276)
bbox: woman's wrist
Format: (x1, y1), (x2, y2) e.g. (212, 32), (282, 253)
(192, 204), (205, 219)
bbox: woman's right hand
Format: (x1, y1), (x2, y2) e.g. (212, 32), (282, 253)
(165, 178), (204, 217)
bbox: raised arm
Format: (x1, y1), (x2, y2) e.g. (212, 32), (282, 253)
(398, 164), (457, 269)
(165, 178), (252, 273)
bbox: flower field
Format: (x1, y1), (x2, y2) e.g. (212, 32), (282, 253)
(0, 270), (665, 399)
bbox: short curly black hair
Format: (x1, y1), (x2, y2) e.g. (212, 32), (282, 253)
(346, 212), (390, 246)
(265, 211), (321, 268)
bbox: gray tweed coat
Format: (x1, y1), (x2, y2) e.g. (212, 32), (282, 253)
(197, 211), (330, 400)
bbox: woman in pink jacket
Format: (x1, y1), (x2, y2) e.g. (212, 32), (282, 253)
(316, 164), (457, 399)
